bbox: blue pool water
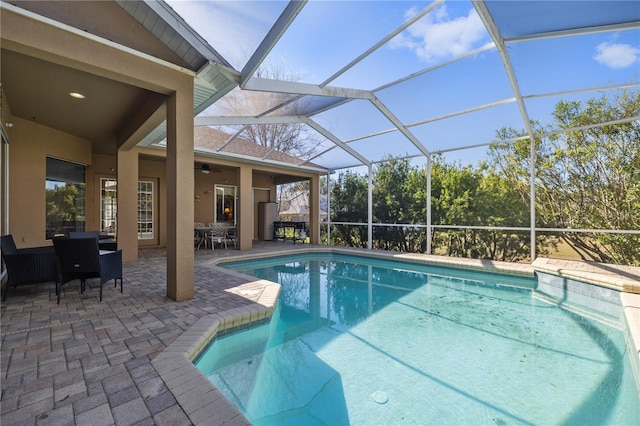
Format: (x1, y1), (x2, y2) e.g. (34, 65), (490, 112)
(195, 254), (639, 425)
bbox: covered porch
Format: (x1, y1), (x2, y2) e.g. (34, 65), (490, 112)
(0, 1), (324, 304)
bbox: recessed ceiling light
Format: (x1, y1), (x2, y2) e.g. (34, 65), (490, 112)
(69, 92), (85, 99)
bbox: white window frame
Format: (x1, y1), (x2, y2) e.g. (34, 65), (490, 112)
(214, 184), (237, 224)
(138, 180), (154, 240)
(100, 178), (117, 236)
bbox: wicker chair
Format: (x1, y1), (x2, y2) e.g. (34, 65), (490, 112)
(227, 226), (238, 248)
(1, 234), (58, 301)
(52, 237), (123, 304)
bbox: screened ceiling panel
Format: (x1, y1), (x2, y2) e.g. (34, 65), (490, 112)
(331, 1), (495, 91)
(486, 1), (640, 39)
(312, 99), (397, 142)
(523, 89), (639, 130)
(279, 95), (348, 117)
(202, 87), (300, 118)
(347, 131), (425, 164)
(410, 102), (524, 152)
(304, 138), (343, 161)
(509, 30), (640, 96)
(310, 147), (368, 171)
(263, 1), (424, 85)
(172, 0), (639, 172)
(375, 49), (514, 125)
(165, 0), (287, 70)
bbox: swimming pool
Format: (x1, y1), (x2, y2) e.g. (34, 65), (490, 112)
(195, 253), (639, 425)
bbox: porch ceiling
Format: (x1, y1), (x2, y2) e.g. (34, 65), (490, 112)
(1, 0), (237, 155)
(1, 49), (160, 154)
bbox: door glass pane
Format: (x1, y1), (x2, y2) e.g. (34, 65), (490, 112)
(100, 178), (117, 236)
(215, 185), (236, 224)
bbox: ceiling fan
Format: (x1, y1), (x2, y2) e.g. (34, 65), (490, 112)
(196, 163), (222, 174)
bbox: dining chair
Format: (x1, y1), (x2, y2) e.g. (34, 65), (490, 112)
(52, 237), (123, 304)
(226, 226), (238, 248)
(209, 224), (228, 250)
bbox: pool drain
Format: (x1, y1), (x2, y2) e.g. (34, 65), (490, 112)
(372, 390), (388, 404)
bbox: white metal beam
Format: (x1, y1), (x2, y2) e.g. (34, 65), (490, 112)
(303, 119), (371, 167)
(369, 95), (431, 156)
(242, 78), (373, 100)
(320, 0), (444, 87)
(215, 126), (247, 152)
(507, 21), (640, 43)
(240, 1), (307, 88)
(524, 82), (640, 101)
(194, 115), (307, 126)
(474, 0), (538, 261)
(374, 42), (496, 93)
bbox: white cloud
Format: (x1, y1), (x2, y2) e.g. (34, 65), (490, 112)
(390, 5), (487, 63)
(593, 42), (640, 69)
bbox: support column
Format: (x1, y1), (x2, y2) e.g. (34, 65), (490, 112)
(426, 154), (432, 255)
(326, 172), (331, 245)
(166, 86), (194, 301)
(367, 165), (373, 250)
(238, 165), (252, 251)
(117, 148), (139, 262)
(309, 175), (320, 245)
(530, 137), (536, 261)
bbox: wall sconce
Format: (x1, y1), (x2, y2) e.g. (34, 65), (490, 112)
(204, 190), (212, 195)
(5, 122), (13, 128)
(194, 195), (201, 202)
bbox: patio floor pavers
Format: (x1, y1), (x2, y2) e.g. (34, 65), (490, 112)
(1, 242), (308, 425)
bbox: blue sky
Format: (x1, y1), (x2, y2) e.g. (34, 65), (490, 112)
(166, 0), (639, 168)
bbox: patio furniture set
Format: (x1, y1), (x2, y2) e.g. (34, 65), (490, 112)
(194, 223), (237, 250)
(0, 232), (123, 303)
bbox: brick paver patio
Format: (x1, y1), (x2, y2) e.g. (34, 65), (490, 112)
(1, 243), (308, 425)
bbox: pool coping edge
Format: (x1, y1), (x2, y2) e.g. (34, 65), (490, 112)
(151, 278), (281, 426)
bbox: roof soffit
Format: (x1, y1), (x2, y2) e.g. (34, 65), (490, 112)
(7, 0), (193, 69)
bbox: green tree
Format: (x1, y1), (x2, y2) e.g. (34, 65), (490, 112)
(489, 90), (640, 265)
(328, 155), (532, 261)
(430, 158), (530, 261)
(372, 157), (425, 252)
(46, 183), (85, 236)
(330, 171), (369, 247)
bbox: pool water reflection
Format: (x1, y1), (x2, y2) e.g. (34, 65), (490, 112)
(195, 254), (639, 425)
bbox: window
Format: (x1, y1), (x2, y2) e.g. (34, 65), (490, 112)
(100, 178), (117, 236)
(46, 157), (86, 238)
(215, 185), (236, 224)
(138, 180), (153, 239)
